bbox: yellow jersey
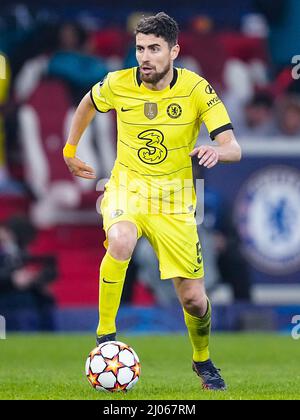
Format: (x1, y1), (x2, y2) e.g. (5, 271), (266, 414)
(90, 67), (232, 214)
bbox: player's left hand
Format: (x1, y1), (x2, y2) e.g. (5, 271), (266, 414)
(189, 145), (219, 169)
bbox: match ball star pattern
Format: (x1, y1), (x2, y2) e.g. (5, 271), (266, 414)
(86, 341), (141, 392)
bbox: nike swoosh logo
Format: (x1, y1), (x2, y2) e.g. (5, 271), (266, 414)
(103, 278), (118, 284)
(121, 107), (133, 112)
(194, 267), (201, 273)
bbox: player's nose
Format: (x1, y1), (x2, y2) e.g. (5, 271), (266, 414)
(141, 50), (151, 62)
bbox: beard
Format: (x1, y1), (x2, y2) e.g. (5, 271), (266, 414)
(139, 62), (171, 85)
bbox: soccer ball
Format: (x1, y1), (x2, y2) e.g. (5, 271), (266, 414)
(85, 341), (141, 392)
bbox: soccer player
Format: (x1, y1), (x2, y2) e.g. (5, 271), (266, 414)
(63, 12), (241, 391)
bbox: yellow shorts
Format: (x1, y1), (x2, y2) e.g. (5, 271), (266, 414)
(100, 187), (204, 280)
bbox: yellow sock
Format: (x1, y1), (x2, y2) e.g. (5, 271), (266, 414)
(183, 299), (211, 362)
(96, 252), (130, 336)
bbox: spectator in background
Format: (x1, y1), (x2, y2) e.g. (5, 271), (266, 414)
(15, 22), (116, 228)
(0, 216), (57, 331)
(47, 22), (110, 102)
(215, 220), (252, 302)
(203, 185), (252, 302)
(194, 163), (252, 302)
(240, 91), (277, 137)
(15, 21), (110, 104)
(276, 95), (300, 137)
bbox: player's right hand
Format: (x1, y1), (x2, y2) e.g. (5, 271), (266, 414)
(64, 156), (96, 179)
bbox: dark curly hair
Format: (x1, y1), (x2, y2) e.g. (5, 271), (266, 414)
(135, 12), (179, 48)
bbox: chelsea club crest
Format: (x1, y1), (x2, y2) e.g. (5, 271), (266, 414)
(235, 166), (300, 275)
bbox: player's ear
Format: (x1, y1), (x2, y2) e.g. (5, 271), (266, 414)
(170, 44), (180, 61)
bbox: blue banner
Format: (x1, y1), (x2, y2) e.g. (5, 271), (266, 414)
(204, 150), (300, 284)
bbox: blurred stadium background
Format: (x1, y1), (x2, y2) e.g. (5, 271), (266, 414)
(0, 0), (300, 338)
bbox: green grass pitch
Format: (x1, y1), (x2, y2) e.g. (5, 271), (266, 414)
(0, 333), (299, 400)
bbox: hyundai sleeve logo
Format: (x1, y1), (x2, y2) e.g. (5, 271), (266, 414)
(205, 84), (215, 95)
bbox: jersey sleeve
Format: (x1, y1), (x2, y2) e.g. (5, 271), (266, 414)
(195, 79), (233, 140)
(90, 74), (114, 112)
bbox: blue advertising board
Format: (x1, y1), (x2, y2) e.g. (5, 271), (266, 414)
(204, 141), (300, 284)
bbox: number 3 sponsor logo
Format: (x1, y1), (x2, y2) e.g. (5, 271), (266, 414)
(137, 129), (168, 164)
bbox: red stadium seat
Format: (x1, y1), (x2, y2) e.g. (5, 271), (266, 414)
(18, 79), (113, 227)
(179, 31), (227, 90)
(218, 32), (269, 63)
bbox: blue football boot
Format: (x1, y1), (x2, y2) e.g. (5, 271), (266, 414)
(192, 359), (227, 391)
